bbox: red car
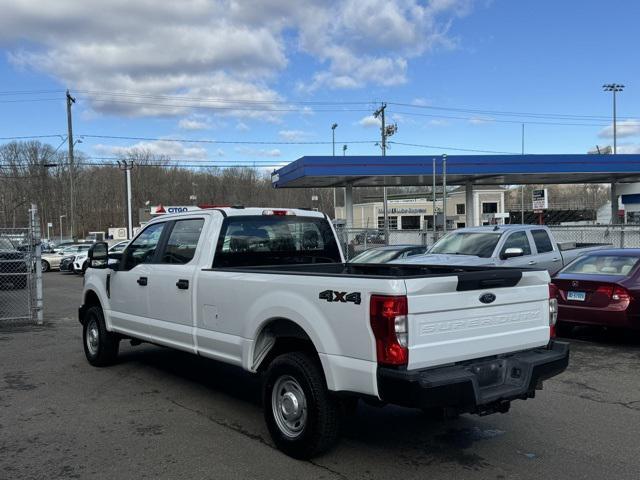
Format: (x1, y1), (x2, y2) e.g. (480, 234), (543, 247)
(552, 249), (640, 333)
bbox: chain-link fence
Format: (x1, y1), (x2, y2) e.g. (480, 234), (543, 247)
(0, 205), (43, 324)
(548, 225), (640, 249)
(335, 224), (640, 261)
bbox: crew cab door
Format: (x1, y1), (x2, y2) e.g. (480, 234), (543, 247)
(109, 222), (167, 335)
(530, 229), (562, 274)
(143, 218), (205, 352)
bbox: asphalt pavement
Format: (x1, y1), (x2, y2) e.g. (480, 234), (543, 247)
(1, 273), (639, 479)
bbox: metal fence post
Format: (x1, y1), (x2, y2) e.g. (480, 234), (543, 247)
(31, 204), (43, 325)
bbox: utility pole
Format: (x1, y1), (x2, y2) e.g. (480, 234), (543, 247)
(331, 123), (338, 220)
(118, 160), (134, 239)
(343, 145), (347, 156)
(521, 123), (525, 224)
(66, 90), (76, 239)
(603, 83), (625, 224)
(373, 103), (397, 244)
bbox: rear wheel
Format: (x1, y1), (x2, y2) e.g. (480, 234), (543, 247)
(83, 305), (119, 367)
(41, 260), (50, 272)
(263, 352), (342, 459)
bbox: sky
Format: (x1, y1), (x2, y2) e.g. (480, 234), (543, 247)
(0, 0), (639, 171)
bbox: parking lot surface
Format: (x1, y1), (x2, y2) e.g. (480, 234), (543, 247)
(1, 273), (640, 479)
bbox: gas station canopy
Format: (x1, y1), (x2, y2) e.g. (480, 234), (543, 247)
(272, 154), (640, 188)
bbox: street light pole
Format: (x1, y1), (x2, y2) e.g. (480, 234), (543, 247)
(603, 83), (625, 224)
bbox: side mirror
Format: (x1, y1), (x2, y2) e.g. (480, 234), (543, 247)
(88, 242), (109, 269)
(502, 247), (524, 259)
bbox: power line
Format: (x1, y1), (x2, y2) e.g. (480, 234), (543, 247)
(388, 141), (519, 155)
(387, 102), (631, 122)
(392, 110), (615, 127)
(0, 134), (66, 140)
(79, 134), (378, 145)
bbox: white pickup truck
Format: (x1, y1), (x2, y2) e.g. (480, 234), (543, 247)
(80, 208), (569, 458)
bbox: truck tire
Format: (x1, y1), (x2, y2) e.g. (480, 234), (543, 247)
(83, 305), (119, 367)
(263, 352), (341, 459)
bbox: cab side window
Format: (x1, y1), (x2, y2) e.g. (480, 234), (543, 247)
(122, 223), (165, 270)
(501, 231), (531, 257)
(161, 219), (204, 264)
(531, 229), (554, 253)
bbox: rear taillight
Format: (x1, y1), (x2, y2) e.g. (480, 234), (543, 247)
(611, 285), (631, 310)
(370, 295), (408, 366)
(549, 283), (558, 337)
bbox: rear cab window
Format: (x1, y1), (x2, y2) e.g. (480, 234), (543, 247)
(213, 215), (341, 268)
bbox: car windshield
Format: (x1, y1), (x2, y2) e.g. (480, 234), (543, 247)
(350, 249), (403, 263)
(561, 255), (640, 276)
(429, 232), (502, 258)
(0, 238), (15, 250)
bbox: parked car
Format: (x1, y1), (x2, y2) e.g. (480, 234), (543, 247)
(349, 245), (428, 263)
(353, 231), (385, 245)
(399, 225), (609, 275)
(41, 251), (64, 272)
(80, 208), (568, 458)
(552, 249), (640, 333)
(57, 244), (92, 273)
(0, 237), (27, 289)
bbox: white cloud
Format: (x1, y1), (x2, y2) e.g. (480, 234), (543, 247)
(468, 116), (493, 125)
(94, 140), (208, 159)
(617, 144), (640, 154)
(278, 130), (309, 141)
(598, 120), (640, 139)
(235, 147), (282, 157)
(0, 1), (474, 116)
(178, 116), (212, 131)
(235, 122), (250, 132)
(358, 115), (381, 128)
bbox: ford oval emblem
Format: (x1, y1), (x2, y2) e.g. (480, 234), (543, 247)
(479, 293), (496, 304)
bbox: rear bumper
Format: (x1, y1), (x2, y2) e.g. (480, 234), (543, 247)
(377, 340), (569, 414)
(558, 305), (639, 329)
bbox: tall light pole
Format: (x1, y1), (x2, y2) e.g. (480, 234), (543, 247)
(331, 123), (338, 220)
(603, 83), (625, 224)
(343, 145), (347, 156)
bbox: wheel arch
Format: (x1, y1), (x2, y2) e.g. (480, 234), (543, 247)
(251, 317), (319, 373)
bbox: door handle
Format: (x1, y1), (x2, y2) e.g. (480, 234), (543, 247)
(137, 276), (148, 286)
(176, 279), (189, 290)
(552, 258), (560, 262)
(528, 261), (537, 265)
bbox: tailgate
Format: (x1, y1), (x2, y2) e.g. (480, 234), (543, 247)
(405, 270), (551, 370)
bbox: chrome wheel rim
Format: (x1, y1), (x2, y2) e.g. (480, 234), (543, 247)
(86, 317), (99, 356)
(271, 375), (307, 438)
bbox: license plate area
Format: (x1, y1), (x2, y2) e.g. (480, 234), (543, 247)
(567, 291), (586, 302)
